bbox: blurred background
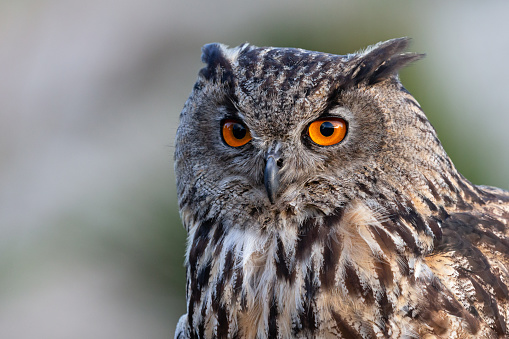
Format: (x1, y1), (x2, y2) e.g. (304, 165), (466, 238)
(0, 0), (508, 338)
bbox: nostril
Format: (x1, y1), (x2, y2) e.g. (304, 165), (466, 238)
(276, 159), (283, 168)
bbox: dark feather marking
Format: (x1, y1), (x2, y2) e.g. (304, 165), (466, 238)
(212, 221), (225, 245)
(240, 291), (247, 311)
(370, 225), (397, 257)
(268, 295), (278, 338)
(437, 213), (508, 334)
(476, 214), (507, 233)
(368, 52), (424, 85)
(231, 330), (241, 339)
(397, 199), (427, 233)
(404, 97), (424, 112)
(188, 235), (209, 276)
(369, 226), (397, 287)
(331, 310), (362, 338)
(216, 304), (229, 338)
(383, 217), (419, 254)
(417, 284), (452, 335)
(427, 217), (443, 243)
(188, 283), (197, 327)
(320, 228), (343, 290)
(233, 260), (243, 298)
(212, 281), (222, 312)
(324, 85), (343, 116)
(481, 187), (509, 203)
(343, 263), (375, 305)
(323, 207), (344, 228)
(439, 290), (480, 334)
(407, 208), (428, 233)
(211, 250), (234, 314)
(296, 217), (321, 261)
(441, 213), (509, 299)
(469, 305), (480, 317)
(300, 268), (317, 333)
(343, 263), (362, 297)
(356, 182), (373, 196)
(423, 177), (441, 201)
(187, 306), (194, 338)
(213, 238), (224, 258)
(420, 195), (438, 212)
(468, 274), (506, 335)
(441, 174), (459, 196)
(377, 288), (392, 334)
(189, 218), (215, 276)
(479, 229), (509, 256)
(198, 296), (208, 339)
(276, 235), (295, 283)
(375, 258), (394, 289)
(361, 323), (378, 339)
(179, 184), (197, 212)
(200, 43), (235, 85)
(443, 194), (454, 207)
(361, 281), (375, 306)
(196, 201), (212, 222)
(414, 112), (430, 127)
(438, 206), (449, 220)
(187, 281), (196, 335)
(344, 38), (423, 88)
(196, 258), (212, 293)
(397, 255), (410, 276)
(223, 250), (234, 281)
(188, 219), (216, 329)
(454, 173), (485, 205)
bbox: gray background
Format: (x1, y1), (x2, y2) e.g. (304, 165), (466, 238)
(0, 0), (508, 337)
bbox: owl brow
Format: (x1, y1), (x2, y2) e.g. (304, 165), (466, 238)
(219, 94), (243, 120)
(321, 85), (343, 117)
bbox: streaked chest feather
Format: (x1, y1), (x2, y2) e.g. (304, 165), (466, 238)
(183, 201), (470, 338)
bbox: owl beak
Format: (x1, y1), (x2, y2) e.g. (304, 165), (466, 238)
(264, 149), (282, 204)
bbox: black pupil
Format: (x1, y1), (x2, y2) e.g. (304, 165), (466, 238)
(320, 121), (335, 137)
(232, 123), (247, 139)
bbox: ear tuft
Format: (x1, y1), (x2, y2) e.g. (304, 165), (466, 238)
(349, 38), (424, 86)
(199, 43), (234, 83)
(201, 43), (223, 65)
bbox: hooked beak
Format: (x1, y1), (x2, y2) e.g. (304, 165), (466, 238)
(264, 147), (282, 204)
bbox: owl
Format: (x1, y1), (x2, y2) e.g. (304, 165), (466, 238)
(174, 38), (509, 338)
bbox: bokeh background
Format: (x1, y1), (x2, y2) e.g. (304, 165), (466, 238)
(1, 1), (508, 338)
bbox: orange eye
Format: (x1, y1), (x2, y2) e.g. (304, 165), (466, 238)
(308, 117), (347, 146)
(222, 119), (252, 147)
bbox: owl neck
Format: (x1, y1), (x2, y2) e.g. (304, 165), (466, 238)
(372, 88), (486, 216)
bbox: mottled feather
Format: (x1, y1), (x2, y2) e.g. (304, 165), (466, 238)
(174, 38), (509, 338)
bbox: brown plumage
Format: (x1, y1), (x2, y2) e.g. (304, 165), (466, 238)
(174, 38), (509, 338)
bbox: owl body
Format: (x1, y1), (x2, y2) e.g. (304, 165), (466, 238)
(174, 39), (509, 338)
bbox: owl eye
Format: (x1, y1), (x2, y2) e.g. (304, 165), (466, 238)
(221, 119), (252, 147)
(307, 117), (347, 146)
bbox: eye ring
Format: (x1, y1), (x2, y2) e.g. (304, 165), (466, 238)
(221, 119), (252, 147)
(307, 117), (347, 146)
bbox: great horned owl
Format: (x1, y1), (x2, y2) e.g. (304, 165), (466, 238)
(174, 38), (509, 338)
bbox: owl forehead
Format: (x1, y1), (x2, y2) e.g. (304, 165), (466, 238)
(235, 46), (346, 91)
(231, 47), (347, 136)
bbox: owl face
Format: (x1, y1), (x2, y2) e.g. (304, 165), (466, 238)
(175, 39), (424, 229)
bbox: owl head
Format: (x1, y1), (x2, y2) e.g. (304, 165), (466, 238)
(175, 38), (447, 231)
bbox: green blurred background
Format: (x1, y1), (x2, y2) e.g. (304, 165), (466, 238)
(0, 0), (508, 337)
